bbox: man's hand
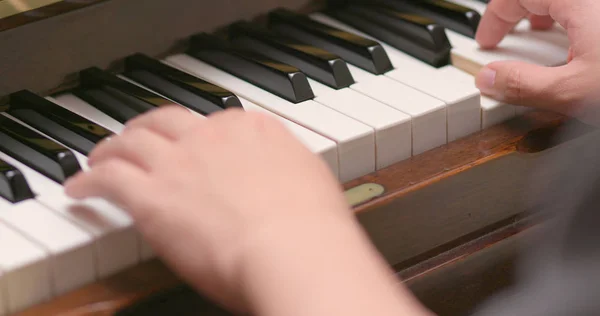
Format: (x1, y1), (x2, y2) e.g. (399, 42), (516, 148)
(474, 0), (600, 124)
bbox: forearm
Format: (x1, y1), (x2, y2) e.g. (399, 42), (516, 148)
(239, 213), (435, 316)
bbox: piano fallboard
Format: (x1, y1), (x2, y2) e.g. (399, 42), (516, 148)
(0, 0), (318, 99)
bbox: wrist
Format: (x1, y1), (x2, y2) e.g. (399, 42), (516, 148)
(236, 210), (360, 309)
(234, 209), (435, 316)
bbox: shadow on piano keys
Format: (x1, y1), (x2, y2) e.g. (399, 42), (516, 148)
(0, 0), (592, 315)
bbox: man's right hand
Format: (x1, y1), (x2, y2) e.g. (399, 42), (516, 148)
(474, 0), (600, 124)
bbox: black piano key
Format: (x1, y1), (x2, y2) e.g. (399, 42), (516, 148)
(268, 8), (393, 75)
(8, 90), (113, 155)
(372, 0), (480, 38)
(124, 53), (243, 115)
(74, 67), (174, 123)
(0, 159), (34, 203)
(228, 21), (355, 89)
(326, 4), (451, 67)
(73, 88), (142, 123)
(187, 33), (315, 103)
(0, 115), (81, 184)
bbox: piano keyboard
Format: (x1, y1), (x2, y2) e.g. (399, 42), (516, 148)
(0, 0), (569, 314)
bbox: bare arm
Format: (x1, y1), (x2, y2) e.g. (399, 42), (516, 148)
(240, 214), (434, 316)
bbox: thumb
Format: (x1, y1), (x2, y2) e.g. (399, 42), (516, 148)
(475, 61), (575, 111)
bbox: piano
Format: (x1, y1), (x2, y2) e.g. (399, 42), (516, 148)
(0, 0), (588, 315)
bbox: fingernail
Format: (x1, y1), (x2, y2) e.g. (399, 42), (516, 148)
(476, 67), (497, 94)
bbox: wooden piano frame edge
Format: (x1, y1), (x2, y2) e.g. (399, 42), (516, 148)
(14, 203), (541, 316)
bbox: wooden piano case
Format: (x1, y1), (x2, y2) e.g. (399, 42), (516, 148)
(1, 0), (594, 315)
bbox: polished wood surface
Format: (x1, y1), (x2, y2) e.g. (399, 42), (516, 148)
(14, 110), (594, 315)
(14, 205), (537, 316)
(347, 110), (590, 266)
(403, 217), (534, 316)
(345, 111), (566, 209)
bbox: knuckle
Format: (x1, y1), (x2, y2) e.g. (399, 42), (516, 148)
(84, 162), (123, 192)
(120, 127), (155, 144)
(244, 111), (284, 133)
(185, 109), (287, 142)
(186, 119), (218, 142)
(504, 66), (523, 102)
(96, 159), (128, 177)
(554, 70), (588, 106)
(90, 136), (113, 154)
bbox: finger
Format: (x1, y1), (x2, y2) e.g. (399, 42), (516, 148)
(64, 159), (151, 211)
(175, 107), (248, 144)
(529, 14), (554, 30)
(87, 127), (173, 171)
(475, 61), (578, 111)
(475, 1), (529, 48)
(476, 0), (577, 49)
(124, 105), (204, 141)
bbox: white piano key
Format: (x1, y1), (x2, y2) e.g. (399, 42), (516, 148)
(0, 112), (140, 276)
(446, 0), (569, 68)
(481, 96), (516, 129)
(120, 73), (341, 178)
(308, 78), (411, 169)
(239, 98), (340, 177)
(54, 91), (339, 261)
(0, 221), (50, 315)
(0, 152), (139, 278)
(0, 197), (94, 296)
(9, 98), (159, 263)
(49, 95), (125, 134)
(347, 65), (447, 155)
(165, 54), (375, 182)
(52, 92), (340, 180)
(311, 13), (481, 142)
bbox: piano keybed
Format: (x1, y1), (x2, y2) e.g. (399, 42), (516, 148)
(0, 0), (572, 314)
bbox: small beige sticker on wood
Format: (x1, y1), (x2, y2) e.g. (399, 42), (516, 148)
(344, 183), (385, 207)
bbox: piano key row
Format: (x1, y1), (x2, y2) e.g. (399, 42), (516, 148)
(0, 0), (569, 314)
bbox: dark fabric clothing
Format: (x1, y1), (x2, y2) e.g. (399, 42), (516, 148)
(473, 123), (600, 315)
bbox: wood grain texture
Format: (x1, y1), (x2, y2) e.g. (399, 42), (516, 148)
(402, 218), (536, 316)
(13, 208), (538, 316)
